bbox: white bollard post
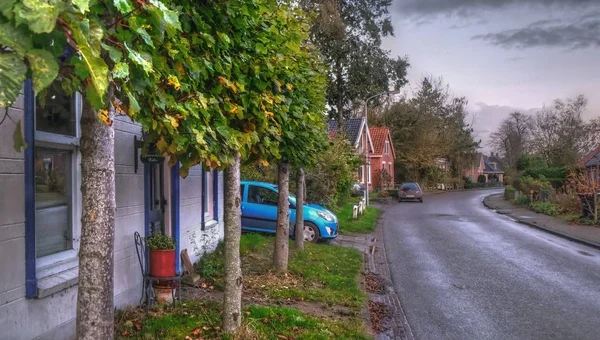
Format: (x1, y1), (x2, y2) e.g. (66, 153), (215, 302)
(353, 205), (359, 219)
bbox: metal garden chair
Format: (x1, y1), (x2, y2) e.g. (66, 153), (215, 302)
(134, 231), (182, 313)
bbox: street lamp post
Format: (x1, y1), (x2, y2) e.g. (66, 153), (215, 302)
(364, 90), (400, 206)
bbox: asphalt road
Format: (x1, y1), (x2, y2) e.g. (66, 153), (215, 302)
(383, 189), (600, 340)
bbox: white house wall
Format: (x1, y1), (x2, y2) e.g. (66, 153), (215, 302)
(179, 166), (224, 265)
(0, 93), (224, 339)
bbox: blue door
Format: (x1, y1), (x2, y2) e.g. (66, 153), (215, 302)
(241, 185), (279, 232)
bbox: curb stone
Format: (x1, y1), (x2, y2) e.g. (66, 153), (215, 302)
(482, 195), (600, 251)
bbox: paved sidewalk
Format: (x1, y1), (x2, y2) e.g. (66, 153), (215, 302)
(484, 193), (600, 249)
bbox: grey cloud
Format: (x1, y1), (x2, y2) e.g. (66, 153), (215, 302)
(472, 17), (600, 49)
(396, 0), (596, 16)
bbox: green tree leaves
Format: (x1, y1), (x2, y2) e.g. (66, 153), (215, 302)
(69, 18), (109, 106)
(0, 23), (33, 56)
(14, 0), (63, 33)
(26, 50), (59, 94)
(113, 0), (133, 14)
(0, 53), (27, 107)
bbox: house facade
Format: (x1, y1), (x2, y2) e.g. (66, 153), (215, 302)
(0, 82), (224, 339)
(327, 118), (374, 191)
(369, 127), (395, 189)
(578, 144), (600, 184)
(464, 153), (504, 183)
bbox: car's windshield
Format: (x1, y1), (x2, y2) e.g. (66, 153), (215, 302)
(401, 183), (419, 191)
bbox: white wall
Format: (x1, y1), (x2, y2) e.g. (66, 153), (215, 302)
(0, 91), (225, 339)
(179, 166), (224, 266)
(0, 109), (147, 339)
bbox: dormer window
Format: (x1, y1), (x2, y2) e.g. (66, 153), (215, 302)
(490, 162), (496, 170)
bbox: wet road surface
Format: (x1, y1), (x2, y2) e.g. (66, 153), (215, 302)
(383, 190), (600, 340)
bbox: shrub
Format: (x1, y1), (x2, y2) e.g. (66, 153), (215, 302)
(517, 154), (547, 171)
(305, 136), (362, 208)
(386, 189), (398, 197)
(515, 176), (552, 197)
(477, 174), (487, 183)
(194, 241), (224, 282)
(504, 185), (516, 200)
(146, 234), (176, 250)
(376, 169), (392, 190)
(549, 192), (581, 215)
(379, 190), (389, 197)
(515, 195), (531, 206)
(522, 167), (568, 188)
(531, 201), (560, 216)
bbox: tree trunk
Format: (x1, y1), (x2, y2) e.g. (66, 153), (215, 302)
(295, 167), (305, 250)
(274, 162), (290, 272)
(335, 59), (344, 122)
(76, 91), (116, 339)
(223, 152), (243, 333)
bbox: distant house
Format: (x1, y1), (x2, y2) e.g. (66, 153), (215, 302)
(464, 153), (504, 183)
(327, 118), (374, 190)
(578, 145), (600, 183)
(369, 127), (396, 189)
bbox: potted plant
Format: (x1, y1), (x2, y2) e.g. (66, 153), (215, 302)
(146, 233), (176, 278)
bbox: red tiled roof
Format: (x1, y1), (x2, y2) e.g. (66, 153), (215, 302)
(369, 127), (393, 157)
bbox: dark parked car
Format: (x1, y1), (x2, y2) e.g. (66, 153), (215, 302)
(398, 182), (423, 203)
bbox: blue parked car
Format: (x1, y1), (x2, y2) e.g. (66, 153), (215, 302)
(240, 181), (339, 242)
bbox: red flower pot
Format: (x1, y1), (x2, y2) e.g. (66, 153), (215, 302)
(149, 249), (176, 278)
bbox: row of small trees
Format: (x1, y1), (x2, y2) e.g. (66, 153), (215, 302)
(0, 0), (336, 337)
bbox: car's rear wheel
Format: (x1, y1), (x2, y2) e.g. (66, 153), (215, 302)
(419, 198), (424, 203)
(303, 222), (320, 243)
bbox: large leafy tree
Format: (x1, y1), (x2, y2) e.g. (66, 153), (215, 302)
(133, 0), (329, 331)
(489, 111), (533, 171)
(268, 40), (327, 272)
(0, 1), (181, 338)
(300, 0), (409, 121)
(371, 77), (479, 182)
(2, 0), (328, 336)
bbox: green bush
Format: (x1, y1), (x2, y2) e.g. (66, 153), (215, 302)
(515, 176), (552, 196)
(477, 174), (487, 183)
(305, 136), (362, 208)
(146, 234), (176, 250)
(522, 167), (568, 188)
(515, 195), (531, 206)
(386, 189), (398, 197)
(504, 185), (516, 200)
(531, 201), (560, 216)
(516, 154), (547, 171)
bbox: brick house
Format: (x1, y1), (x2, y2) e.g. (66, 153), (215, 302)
(464, 153), (504, 183)
(369, 127), (395, 189)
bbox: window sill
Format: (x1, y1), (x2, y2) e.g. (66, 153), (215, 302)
(37, 266), (78, 298)
(37, 250), (78, 279)
(203, 219), (218, 231)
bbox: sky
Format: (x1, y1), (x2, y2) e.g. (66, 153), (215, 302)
(383, 0), (600, 152)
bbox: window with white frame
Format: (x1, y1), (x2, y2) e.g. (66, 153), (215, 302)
(384, 141), (389, 155)
(34, 81), (81, 260)
(367, 164), (371, 184)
